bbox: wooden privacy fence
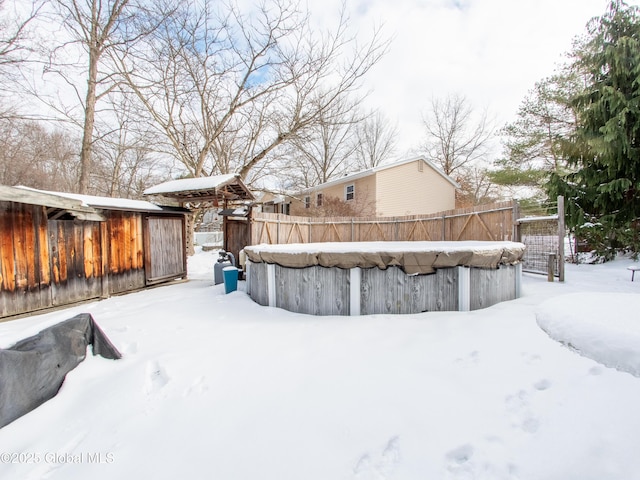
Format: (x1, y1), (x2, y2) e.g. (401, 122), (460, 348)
(250, 200), (518, 245)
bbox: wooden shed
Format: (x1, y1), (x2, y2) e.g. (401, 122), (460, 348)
(0, 186), (188, 319)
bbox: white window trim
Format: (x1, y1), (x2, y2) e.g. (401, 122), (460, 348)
(345, 184), (355, 201)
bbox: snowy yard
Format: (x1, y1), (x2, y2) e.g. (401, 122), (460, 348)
(1, 249), (640, 480)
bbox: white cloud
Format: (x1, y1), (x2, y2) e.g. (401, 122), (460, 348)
(306, 0), (631, 156)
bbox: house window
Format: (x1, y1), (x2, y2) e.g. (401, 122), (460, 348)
(304, 196), (310, 209)
(345, 184), (355, 201)
(316, 193), (323, 207)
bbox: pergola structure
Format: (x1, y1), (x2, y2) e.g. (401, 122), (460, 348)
(143, 174), (254, 208)
(144, 174), (255, 260)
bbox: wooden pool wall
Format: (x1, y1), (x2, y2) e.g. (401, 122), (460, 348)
(246, 262), (522, 315)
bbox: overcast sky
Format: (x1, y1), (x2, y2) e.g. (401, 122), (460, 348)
(305, 0), (638, 158)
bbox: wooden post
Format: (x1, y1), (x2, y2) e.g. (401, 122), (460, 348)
(513, 200), (521, 242)
(442, 215), (446, 241)
(547, 253), (556, 282)
(557, 195), (565, 282)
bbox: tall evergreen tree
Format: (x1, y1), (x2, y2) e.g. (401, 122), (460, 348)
(493, 70), (580, 198)
(548, 0), (640, 257)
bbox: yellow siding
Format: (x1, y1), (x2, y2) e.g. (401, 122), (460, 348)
(375, 160), (455, 216)
(315, 175), (377, 216)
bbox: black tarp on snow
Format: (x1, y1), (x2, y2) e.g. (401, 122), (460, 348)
(0, 313), (121, 428)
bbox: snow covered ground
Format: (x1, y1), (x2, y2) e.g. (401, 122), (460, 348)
(1, 249), (640, 480)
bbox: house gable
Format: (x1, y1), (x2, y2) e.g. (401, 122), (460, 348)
(375, 158), (457, 216)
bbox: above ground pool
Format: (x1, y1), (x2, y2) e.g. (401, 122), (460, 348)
(244, 241), (526, 316)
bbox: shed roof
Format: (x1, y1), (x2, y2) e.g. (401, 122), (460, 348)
(0, 185), (106, 221)
(14, 186), (184, 214)
(143, 174), (254, 203)
(1, 185), (188, 221)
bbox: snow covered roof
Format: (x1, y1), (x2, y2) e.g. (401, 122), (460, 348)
(0, 185), (106, 221)
(14, 186), (175, 213)
(144, 174), (254, 203)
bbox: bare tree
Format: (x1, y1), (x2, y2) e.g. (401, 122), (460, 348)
(112, 0), (388, 185)
(92, 90), (173, 198)
(455, 166), (500, 207)
(421, 94), (494, 177)
(0, 0), (45, 121)
(44, 0), (169, 194)
(46, 0), (131, 192)
(0, 117), (79, 189)
(354, 109), (397, 169)
(0, 0), (43, 80)
(287, 97), (362, 189)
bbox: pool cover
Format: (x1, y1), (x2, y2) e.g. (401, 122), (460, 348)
(244, 241), (526, 275)
(0, 313), (121, 428)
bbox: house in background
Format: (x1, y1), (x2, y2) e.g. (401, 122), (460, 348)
(256, 191), (292, 215)
(289, 157), (459, 217)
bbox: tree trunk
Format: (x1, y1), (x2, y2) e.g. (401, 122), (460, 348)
(79, 44), (99, 194)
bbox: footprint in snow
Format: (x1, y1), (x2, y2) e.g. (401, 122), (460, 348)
(444, 442), (520, 480)
(533, 378), (552, 391)
(446, 443), (474, 465)
(145, 360), (170, 396)
(353, 436), (401, 479)
(505, 389), (540, 434)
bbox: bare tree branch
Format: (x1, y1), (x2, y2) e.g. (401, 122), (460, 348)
(112, 0), (389, 185)
(421, 93), (495, 177)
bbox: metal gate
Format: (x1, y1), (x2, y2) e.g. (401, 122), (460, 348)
(516, 196), (565, 281)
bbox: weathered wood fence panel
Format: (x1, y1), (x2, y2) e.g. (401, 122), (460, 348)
(275, 264), (350, 315)
(469, 265), (517, 310)
(0, 202), (51, 316)
(49, 219), (102, 306)
(248, 262), (519, 315)
(246, 261), (269, 306)
(106, 211), (146, 294)
(360, 266), (458, 314)
(1, 200), (187, 319)
(145, 216), (186, 284)
(251, 201), (517, 246)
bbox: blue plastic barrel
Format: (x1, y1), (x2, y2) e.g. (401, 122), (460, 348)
(222, 266), (239, 294)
